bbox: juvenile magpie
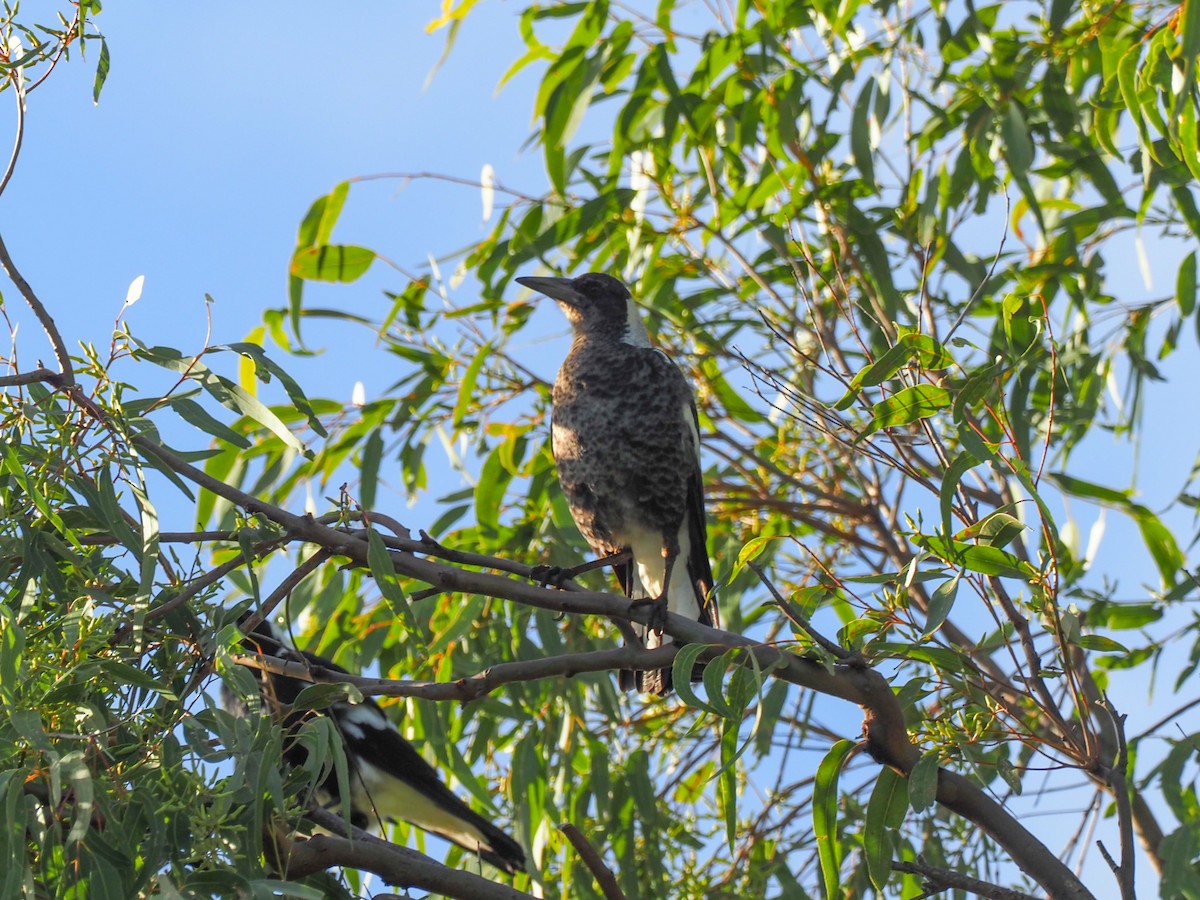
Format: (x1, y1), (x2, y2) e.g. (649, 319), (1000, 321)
(223, 616), (526, 874)
(516, 272), (717, 695)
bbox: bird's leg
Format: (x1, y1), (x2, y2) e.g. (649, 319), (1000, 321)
(629, 548), (677, 636)
(531, 549), (631, 588)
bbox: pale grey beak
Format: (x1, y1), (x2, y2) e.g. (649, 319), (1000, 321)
(515, 275), (582, 308)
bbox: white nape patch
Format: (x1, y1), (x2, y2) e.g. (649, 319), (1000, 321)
(352, 757), (490, 851)
(622, 296), (652, 347)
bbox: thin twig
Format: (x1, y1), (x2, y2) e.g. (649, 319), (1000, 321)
(0, 66), (74, 384)
(562, 824), (627, 900)
(0, 365), (60, 387)
(749, 561), (850, 660)
(233, 643), (706, 703)
(239, 547), (332, 635)
(892, 860), (1038, 900)
(1093, 696), (1135, 900)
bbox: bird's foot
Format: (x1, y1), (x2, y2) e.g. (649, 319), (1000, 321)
(530, 564), (570, 588)
(629, 594), (669, 635)
(532, 549), (631, 588)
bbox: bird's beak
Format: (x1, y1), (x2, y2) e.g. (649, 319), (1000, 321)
(515, 275), (582, 308)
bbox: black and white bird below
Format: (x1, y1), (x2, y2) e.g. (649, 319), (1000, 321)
(515, 272), (717, 695)
(223, 616), (526, 875)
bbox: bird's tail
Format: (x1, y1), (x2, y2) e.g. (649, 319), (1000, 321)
(618, 629), (673, 695)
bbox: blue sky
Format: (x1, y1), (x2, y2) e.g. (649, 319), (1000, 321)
(4, 5), (550, 400)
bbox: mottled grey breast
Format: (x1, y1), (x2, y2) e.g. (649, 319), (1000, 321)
(551, 339), (696, 557)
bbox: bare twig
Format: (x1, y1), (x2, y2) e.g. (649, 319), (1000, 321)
(892, 860), (1038, 900)
(0, 365), (60, 387)
(0, 59), (73, 384)
(233, 644), (704, 703)
(749, 561), (851, 660)
(239, 548), (332, 634)
(562, 824), (627, 900)
(1093, 696), (1135, 900)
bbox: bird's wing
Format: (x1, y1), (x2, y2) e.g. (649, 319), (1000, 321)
(328, 699), (525, 874)
(652, 350), (717, 628)
(231, 617), (524, 873)
(683, 391), (717, 629)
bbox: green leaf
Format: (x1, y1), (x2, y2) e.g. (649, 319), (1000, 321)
(92, 36), (110, 104)
(835, 333), (954, 410)
(859, 385), (950, 438)
(1047, 0), (1072, 31)
(718, 716), (738, 854)
(971, 512), (1026, 549)
(316, 182), (350, 246)
(1076, 634), (1130, 654)
(1048, 472), (1130, 505)
(864, 767), (907, 892)
(939, 452), (977, 539)
(703, 654), (734, 718)
(671, 643), (711, 712)
(731, 534), (780, 581)
(290, 245), (376, 283)
(1130, 504), (1184, 586)
(701, 358), (766, 423)
(58, 751), (94, 844)
(813, 739), (855, 899)
(850, 79), (877, 192)
(1178, 251), (1196, 316)
(1097, 602), (1162, 630)
(474, 444), (512, 533)
(170, 397), (250, 449)
(924, 572), (960, 636)
(366, 530), (426, 640)
(996, 756), (1023, 795)
(1177, 0), (1200, 127)
(915, 535), (1038, 580)
(907, 752), (939, 812)
(292, 681), (364, 711)
(224, 342), (328, 438)
(359, 429), (384, 511)
(453, 341), (492, 428)
(132, 343), (308, 455)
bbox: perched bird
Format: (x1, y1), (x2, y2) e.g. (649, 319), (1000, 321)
(516, 272), (716, 695)
(223, 616), (526, 875)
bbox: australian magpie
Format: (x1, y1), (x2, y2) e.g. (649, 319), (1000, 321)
(223, 616), (526, 874)
(516, 272), (717, 695)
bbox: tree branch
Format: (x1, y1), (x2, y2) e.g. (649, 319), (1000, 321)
(561, 824), (627, 900)
(130, 433), (1093, 899)
(892, 859), (1038, 900)
(0, 68), (73, 385)
(1093, 697), (1135, 900)
(276, 807), (535, 900)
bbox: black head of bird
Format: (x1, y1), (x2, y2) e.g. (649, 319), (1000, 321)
(515, 272), (650, 345)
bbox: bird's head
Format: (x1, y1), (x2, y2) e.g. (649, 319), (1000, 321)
(516, 272), (651, 347)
